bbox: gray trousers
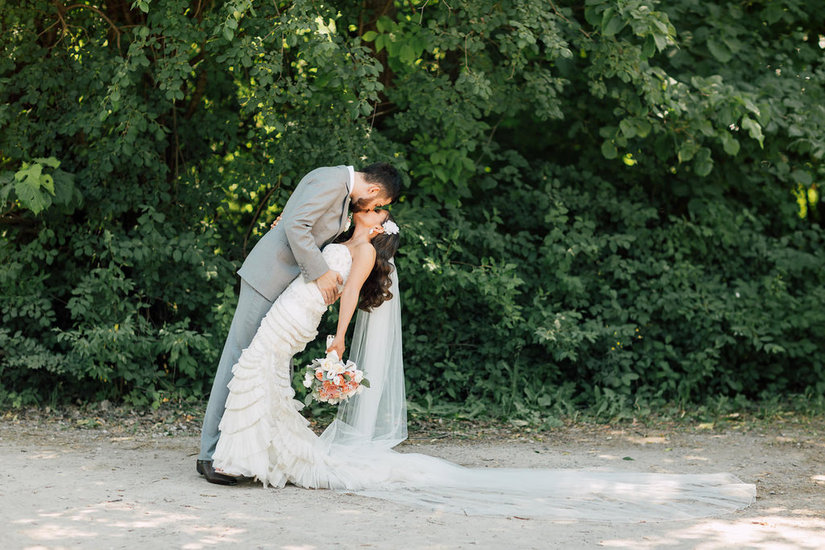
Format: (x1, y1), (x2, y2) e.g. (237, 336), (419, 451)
(198, 279), (273, 461)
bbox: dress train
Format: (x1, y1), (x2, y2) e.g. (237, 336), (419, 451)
(212, 244), (756, 520)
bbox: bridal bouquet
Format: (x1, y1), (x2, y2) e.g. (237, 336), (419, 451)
(301, 351), (369, 405)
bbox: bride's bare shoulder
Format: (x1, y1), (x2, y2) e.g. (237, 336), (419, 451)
(350, 241), (377, 264)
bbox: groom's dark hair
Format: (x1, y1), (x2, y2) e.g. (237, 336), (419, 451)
(361, 162), (401, 202)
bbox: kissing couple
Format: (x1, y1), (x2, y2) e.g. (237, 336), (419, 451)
(195, 163), (755, 521)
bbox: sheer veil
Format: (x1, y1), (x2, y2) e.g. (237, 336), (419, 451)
(316, 260), (755, 521)
(320, 259), (407, 450)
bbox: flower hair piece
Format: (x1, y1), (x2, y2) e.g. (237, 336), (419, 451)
(382, 220), (400, 235)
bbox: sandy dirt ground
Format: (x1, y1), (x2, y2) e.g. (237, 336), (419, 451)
(1, 408), (823, 550)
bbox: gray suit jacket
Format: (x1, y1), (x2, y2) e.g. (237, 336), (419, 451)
(237, 165), (351, 301)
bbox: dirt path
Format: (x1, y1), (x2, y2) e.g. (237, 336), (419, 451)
(1, 409), (823, 549)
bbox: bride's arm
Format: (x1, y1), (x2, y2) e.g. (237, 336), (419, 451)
(326, 244), (376, 359)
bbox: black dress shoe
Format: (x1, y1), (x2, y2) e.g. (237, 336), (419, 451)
(196, 459), (239, 486)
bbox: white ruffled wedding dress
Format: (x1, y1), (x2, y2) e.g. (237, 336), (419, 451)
(212, 244), (756, 521)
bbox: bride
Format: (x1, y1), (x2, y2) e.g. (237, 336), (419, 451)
(212, 209), (755, 521)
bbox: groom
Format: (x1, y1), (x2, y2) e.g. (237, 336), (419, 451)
(197, 163), (402, 485)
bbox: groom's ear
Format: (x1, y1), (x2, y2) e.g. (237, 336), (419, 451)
(367, 184), (382, 197)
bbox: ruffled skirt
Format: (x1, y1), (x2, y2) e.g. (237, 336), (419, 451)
(212, 282), (334, 488)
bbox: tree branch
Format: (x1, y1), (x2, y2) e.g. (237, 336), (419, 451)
(243, 179), (281, 257)
(184, 67), (208, 119)
(57, 2), (125, 51)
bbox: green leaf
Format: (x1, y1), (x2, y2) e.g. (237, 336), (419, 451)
(52, 171), (75, 205)
(601, 140), (618, 159)
(677, 141), (699, 163)
(0, 172), (13, 203)
(131, 0), (150, 14)
(642, 35), (656, 58)
(385, 40), (400, 57)
(742, 97), (760, 117)
(15, 162), (40, 182)
(653, 32), (668, 52)
(14, 176), (50, 214)
(584, 6), (602, 27)
(33, 157), (60, 169)
(693, 147), (713, 177)
(602, 12), (627, 36)
(40, 174), (55, 195)
(791, 170), (813, 186)
(740, 117), (764, 147)
(764, 2), (785, 24)
(376, 16), (393, 33)
(636, 119), (652, 138)
(361, 31), (378, 42)
(400, 43), (416, 64)
(707, 37), (733, 63)
(788, 124), (804, 137)
(721, 133), (740, 156)
(619, 118), (636, 139)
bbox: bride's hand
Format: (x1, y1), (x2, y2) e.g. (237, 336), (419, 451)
(270, 215), (282, 229)
(326, 335), (345, 360)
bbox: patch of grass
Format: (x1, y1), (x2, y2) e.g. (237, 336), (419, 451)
(3, 391), (823, 442)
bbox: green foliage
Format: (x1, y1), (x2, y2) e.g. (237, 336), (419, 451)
(0, 157), (79, 215)
(396, 161), (825, 421)
(1, 0), (824, 420)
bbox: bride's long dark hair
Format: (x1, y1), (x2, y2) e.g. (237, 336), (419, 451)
(358, 212), (400, 311)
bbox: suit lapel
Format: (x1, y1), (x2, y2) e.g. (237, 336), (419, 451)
(322, 181), (351, 247)
(337, 192), (351, 235)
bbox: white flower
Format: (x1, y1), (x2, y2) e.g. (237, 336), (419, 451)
(320, 356), (338, 373)
(382, 219), (399, 235)
(303, 372), (314, 388)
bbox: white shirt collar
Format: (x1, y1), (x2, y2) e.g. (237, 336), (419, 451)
(346, 166), (355, 194)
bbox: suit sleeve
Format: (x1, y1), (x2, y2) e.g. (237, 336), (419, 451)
(283, 175), (344, 282)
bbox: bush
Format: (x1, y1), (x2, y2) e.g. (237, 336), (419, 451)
(1, 1), (823, 418)
(395, 161), (825, 419)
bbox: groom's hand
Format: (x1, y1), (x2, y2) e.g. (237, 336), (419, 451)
(315, 270), (343, 305)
